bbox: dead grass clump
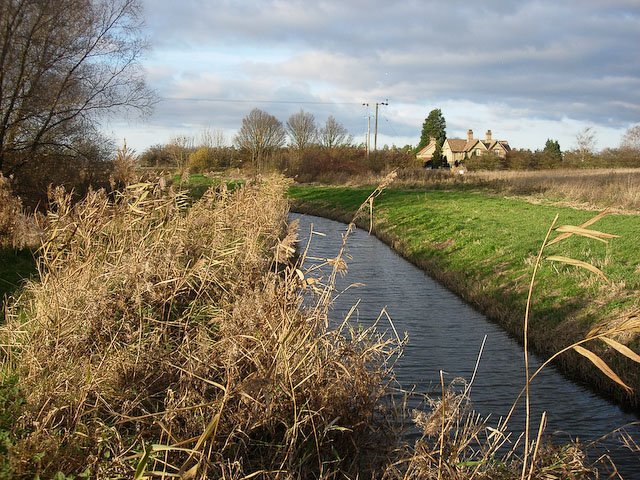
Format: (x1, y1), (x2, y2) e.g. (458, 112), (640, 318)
(110, 140), (139, 188)
(0, 174), (42, 248)
(380, 378), (595, 480)
(1, 176), (398, 478)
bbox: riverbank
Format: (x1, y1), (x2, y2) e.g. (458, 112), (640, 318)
(288, 184), (640, 410)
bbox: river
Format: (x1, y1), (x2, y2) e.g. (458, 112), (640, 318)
(290, 212), (639, 477)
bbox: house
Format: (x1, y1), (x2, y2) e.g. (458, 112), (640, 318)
(417, 130), (511, 166)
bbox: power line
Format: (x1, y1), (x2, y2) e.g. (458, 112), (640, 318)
(161, 96), (363, 106)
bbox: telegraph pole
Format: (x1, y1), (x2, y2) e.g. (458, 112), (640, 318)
(362, 103), (372, 156)
(366, 116), (371, 155)
(374, 100), (388, 151)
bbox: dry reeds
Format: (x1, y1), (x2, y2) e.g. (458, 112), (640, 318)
(1, 176), (399, 478)
(393, 167), (640, 212)
(0, 174), (41, 249)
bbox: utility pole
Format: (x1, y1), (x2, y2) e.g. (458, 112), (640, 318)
(374, 100), (388, 151)
(366, 116), (371, 155)
(362, 103), (371, 156)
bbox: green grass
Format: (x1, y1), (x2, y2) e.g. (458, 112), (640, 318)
(0, 248), (37, 307)
(0, 374), (24, 479)
(288, 185), (640, 404)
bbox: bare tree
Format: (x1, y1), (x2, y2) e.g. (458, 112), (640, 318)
(166, 135), (194, 170)
(575, 127), (597, 162)
(200, 127), (226, 149)
(319, 116), (352, 149)
(620, 125), (640, 151)
(0, 0), (155, 174)
(286, 110), (317, 151)
(234, 108), (286, 170)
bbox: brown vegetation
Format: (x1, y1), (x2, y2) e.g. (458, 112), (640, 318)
(382, 167), (640, 213)
(0, 174), (42, 249)
(0, 177), (400, 478)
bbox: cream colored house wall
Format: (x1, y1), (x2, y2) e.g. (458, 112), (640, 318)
(416, 143), (436, 160)
(490, 144), (506, 156)
(442, 142), (455, 164)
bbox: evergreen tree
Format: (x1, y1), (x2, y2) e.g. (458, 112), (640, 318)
(543, 139), (562, 165)
(432, 143), (444, 168)
(416, 109), (446, 152)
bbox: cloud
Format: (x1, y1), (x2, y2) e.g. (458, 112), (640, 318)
(112, 0), (640, 151)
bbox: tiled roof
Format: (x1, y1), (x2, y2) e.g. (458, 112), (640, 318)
(446, 139), (468, 152)
(466, 140), (484, 151)
(416, 140), (436, 157)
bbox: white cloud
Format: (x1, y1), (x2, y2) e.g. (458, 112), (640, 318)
(108, 0), (640, 153)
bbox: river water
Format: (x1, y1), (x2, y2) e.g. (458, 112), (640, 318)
(290, 213), (639, 477)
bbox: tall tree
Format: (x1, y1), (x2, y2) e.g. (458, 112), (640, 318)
(286, 110), (317, 151)
(575, 127), (597, 162)
(319, 116), (352, 149)
(544, 139), (562, 160)
(416, 108), (446, 152)
(0, 0), (154, 175)
(234, 108), (287, 170)
(535, 139), (562, 168)
(620, 125), (640, 151)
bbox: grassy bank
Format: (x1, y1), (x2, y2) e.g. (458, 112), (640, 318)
(288, 184), (640, 409)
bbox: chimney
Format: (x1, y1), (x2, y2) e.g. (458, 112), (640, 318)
(467, 129), (473, 142)
(429, 136), (435, 144)
(486, 130), (492, 141)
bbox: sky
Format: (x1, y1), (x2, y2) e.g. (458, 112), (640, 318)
(105, 0), (640, 153)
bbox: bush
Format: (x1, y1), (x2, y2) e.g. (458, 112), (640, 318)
(138, 144), (174, 167)
(187, 146), (216, 172)
(0, 175), (21, 248)
(0, 175), (41, 249)
(505, 149), (533, 170)
(464, 153), (503, 171)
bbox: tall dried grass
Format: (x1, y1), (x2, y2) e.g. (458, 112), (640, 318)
(386, 167), (640, 212)
(1, 176), (399, 478)
(0, 174), (41, 249)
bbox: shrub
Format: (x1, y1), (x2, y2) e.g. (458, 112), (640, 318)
(187, 146), (216, 172)
(0, 175), (21, 248)
(0, 175), (40, 249)
(464, 153), (503, 171)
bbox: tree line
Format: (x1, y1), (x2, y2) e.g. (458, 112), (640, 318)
(415, 109), (640, 171)
(137, 108), (417, 181)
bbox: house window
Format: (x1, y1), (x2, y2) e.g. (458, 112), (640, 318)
(476, 149), (482, 155)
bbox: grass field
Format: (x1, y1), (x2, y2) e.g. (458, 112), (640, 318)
(325, 167), (640, 213)
(288, 184), (640, 408)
